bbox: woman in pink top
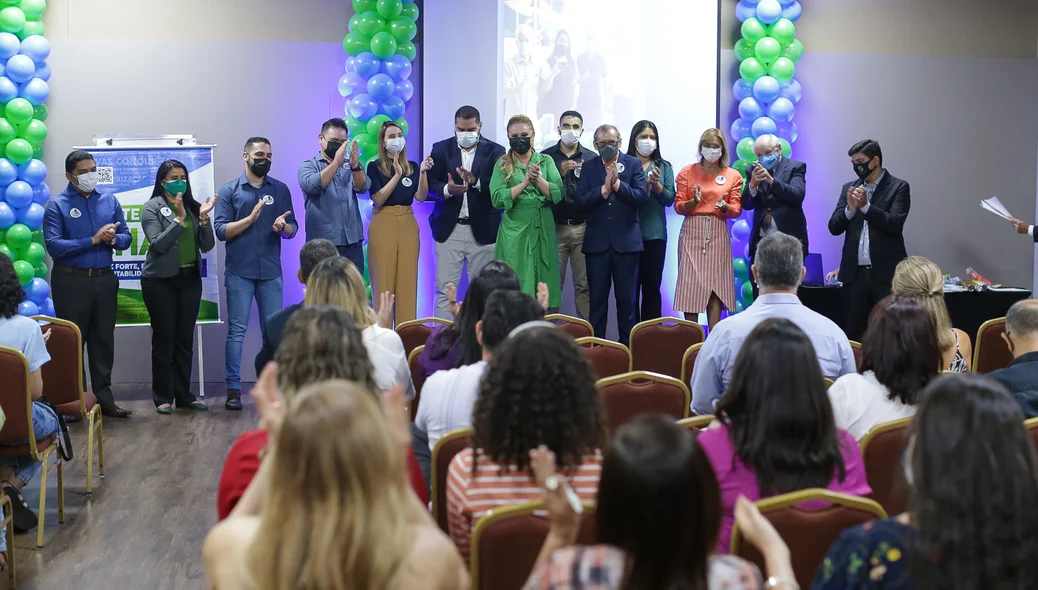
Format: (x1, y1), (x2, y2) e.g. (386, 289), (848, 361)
(673, 128), (743, 329)
(697, 318), (871, 553)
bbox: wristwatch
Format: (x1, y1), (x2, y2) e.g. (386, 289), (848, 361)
(351, 165), (363, 172)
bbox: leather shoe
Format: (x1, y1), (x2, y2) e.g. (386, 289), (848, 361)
(100, 404), (132, 418)
(225, 389), (242, 411)
(64, 414), (83, 424)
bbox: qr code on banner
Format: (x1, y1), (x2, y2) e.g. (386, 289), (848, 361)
(96, 167), (115, 185)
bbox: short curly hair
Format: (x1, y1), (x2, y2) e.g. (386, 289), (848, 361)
(274, 305), (378, 399)
(0, 255), (24, 319)
(470, 326), (606, 474)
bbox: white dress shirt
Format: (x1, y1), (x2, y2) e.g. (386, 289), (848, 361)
(827, 371), (917, 441)
(442, 143), (480, 218)
(414, 360), (488, 451)
(844, 171), (886, 266)
(362, 324), (416, 399)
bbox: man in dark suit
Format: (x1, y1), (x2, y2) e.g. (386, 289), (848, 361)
(989, 300), (1038, 418)
(828, 139), (911, 340)
(741, 134), (807, 297)
(575, 124), (649, 345)
(426, 105), (507, 319)
(254, 238), (338, 375)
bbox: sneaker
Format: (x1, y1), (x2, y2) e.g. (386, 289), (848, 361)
(225, 389), (242, 411)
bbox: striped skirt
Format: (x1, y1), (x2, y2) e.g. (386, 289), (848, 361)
(673, 215), (736, 313)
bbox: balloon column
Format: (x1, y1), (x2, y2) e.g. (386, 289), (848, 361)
(0, 1), (51, 317)
(728, 0), (802, 312)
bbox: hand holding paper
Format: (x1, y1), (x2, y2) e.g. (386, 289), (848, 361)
(980, 196), (1012, 221)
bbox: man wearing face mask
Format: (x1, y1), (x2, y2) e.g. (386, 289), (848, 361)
(298, 118), (370, 273)
(828, 139), (911, 340)
(575, 125), (649, 345)
(542, 110), (595, 317)
(989, 300), (1038, 418)
(215, 137), (298, 410)
(741, 134), (808, 298)
(426, 105), (507, 319)
(503, 23), (551, 123)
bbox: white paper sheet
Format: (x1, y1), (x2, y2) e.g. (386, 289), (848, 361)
(981, 199), (1011, 221)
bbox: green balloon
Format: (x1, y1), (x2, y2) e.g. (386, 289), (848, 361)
(733, 257), (750, 281)
(30, 228), (42, 244)
(395, 39), (416, 60)
(394, 117), (409, 136)
(352, 0), (377, 12)
(18, 0), (44, 20)
(13, 259), (31, 285)
(353, 11), (386, 36)
(0, 118), (15, 144)
(5, 138), (30, 164)
(782, 38), (804, 62)
(0, 244), (12, 261)
(740, 18), (767, 43)
(740, 280), (754, 304)
(731, 159), (749, 176)
(345, 115), (366, 137)
(18, 18), (39, 37)
(352, 133), (377, 157)
(369, 31), (397, 59)
(754, 37), (781, 65)
(19, 118), (45, 144)
(17, 242), (42, 265)
(739, 57), (766, 83)
(779, 138), (792, 158)
(31, 143), (41, 159)
(0, 6), (24, 32)
(389, 18), (417, 43)
(342, 31), (371, 56)
(768, 57), (796, 84)
(736, 138), (756, 163)
(376, 0), (403, 19)
(31, 103), (45, 121)
(768, 18), (796, 47)
(5, 97), (31, 124)
(366, 114), (391, 137)
(734, 38), (754, 61)
(6, 223), (30, 248)
(400, 2), (419, 21)
(32, 262), (46, 279)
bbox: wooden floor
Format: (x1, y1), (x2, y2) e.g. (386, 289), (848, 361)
(6, 384), (255, 590)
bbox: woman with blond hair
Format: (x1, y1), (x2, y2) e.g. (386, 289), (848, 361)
(205, 372), (467, 589)
(490, 114), (565, 308)
(892, 256), (972, 372)
(673, 128), (743, 329)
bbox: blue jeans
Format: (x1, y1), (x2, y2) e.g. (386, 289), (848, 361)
(224, 271), (283, 389)
(0, 402), (60, 552)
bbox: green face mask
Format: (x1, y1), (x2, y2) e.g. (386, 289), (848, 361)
(164, 179), (188, 196)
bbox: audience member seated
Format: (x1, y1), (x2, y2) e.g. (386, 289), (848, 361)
(891, 256), (971, 373)
(813, 374), (1038, 589)
(698, 318), (870, 553)
(525, 414), (798, 589)
(217, 306), (426, 520)
(828, 296), (940, 441)
(254, 238), (338, 375)
(691, 232), (855, 415)
(205, 377), (468, 589)
(989, 299), (1038, 417)
(446, 322), (606, 562)
(0, 254), (59, 548)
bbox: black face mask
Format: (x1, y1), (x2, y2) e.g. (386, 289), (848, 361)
(324, 140), (344, 160)
(249, 157), (271, 177)
(509, 136), (532, 155)
(598, 144), (619, 161)
(853, 159), (872, 180)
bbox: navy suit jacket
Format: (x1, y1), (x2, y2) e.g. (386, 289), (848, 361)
(827, 170), (911, 285)
(740, 157), (808, 260)
(426, 136), (506, 245)
(575, 152), (649, 254)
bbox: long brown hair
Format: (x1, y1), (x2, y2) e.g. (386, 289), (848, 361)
(274, 305), (378, 398)
(498, 114), (535, 183)
(376, 122), (413, 178)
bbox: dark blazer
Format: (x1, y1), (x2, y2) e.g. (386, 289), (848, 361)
(254, 302), (302, 376)
(827, 170), (911, 285)
(989, 352), (1038, 418)
(575, 152), (649, 254)
(140, 196), (216, 278)
(740, 157), (808, 260)
(426, 136), (506, 245)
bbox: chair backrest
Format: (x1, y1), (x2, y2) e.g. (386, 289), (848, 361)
(396, 317), (452, 359)
(471, 500), (597, 590)
(407, 345), (426, 421)
(680, 343), (704, 390)
(629, 317), (705, 380)
(973, 317), (1011, 374)
(0, 346), (34, 448)
(597, 371), (690, 434)
(859, 417), (913, 517)
(33, 316), (84, 408)
(731, 489), (887, 589)
(1026, 417), (1038, 452)
(575, 337), (632, 380)
(849, 340), (863, 371)
(677, 414), (714, 434)
(545, 313), (593, 340)
(431, 427), (473, 533)
(823, 377), (834, 389)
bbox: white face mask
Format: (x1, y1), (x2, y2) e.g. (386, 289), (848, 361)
(76, 171), (99, 193)
(560, 129), (581, 147)
(456, 131), (479, 149)
(385, 137), (406, 154)
(701, 147), (722, 163)
(636, 139), (656, 157)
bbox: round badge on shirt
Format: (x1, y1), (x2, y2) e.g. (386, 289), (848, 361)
(617, 162), (626, 174)
(70, 208), (82, 219)
(401, 177), (413, 188)
(160, 207), (173, 217)
(262, 195), (274, 205)
(715, 175), (726, 185)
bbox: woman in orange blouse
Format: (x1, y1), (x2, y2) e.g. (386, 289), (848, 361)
(673, 129), (743, 329)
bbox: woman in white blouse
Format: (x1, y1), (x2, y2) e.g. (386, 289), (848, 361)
(828, 295), (941, 441)
(303, 256), (415, 399)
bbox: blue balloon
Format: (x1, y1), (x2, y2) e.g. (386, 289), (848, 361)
(744, 242), (751, 260)
(345, 56), (356, 73)
(393, 79), (414, 101)
(337, 73), (353, 97)
(733, 78), (753, 102)
(781, 1), (802, 21)
(0, 33), (18, 60)
(19, 35), (50, 63)
(735, 0), (756, 22)
(767, 97), (795, 123)
(17, 300), (38, 317)
(16, 202), (42, 230)
(754, 0), (782, 24)
(731, 218), (752, 243)
(776, 121), (799, 143)
(25, 277), (48, 304)
(31, 181), (48, 204)
(383, 54), (412, 82)
(0, 159), (17, 187)
(738, 97), (765, 121)
(379, 95), (406, 120)
(743, 0), (761, 4)
(33, 62), (48, 81)
(0, 75), (16, 103)
(39, 297), (54, 317)
(5, 180), (32, 209)
(751, 116), (778, 138)
(779, 78), (802, 103)
(0, 202), (13, 229)
(17, 77), (47, 106)
(751, 75), (780, 103)
(5, 55), (34, 83)
(348, 94), (378, 120)
(367, 73), (395, 101)
(354, 52), (382, 78)
(17, 159), (45, 184)
(730, 118), (752, 141)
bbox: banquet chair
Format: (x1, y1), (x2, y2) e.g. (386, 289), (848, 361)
(629, 317), (705, 380)
(470, 500), (597, 590)
(730, 489), (887, 589)
(544, 313), (593, 340)
(849, 340), (863, 371)
(823, 377), (834, 389)
(396, 317), (452, 359)
(34, 316), (105, 495)
(680, 343), (704, 390)
(407, 345), (426, 421)
(859, 417), (913, 517)
(972, 317), (1010, 374)
(431, 427), (472, 533)
(596, 371), (690, 435)
(677, 414), (714, 433)
(0, 345), (64, 549)
(1026, 417), (1038, 452)
(575, 337), (631, 380)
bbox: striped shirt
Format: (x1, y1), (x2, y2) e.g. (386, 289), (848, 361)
(447, 448), (603, 563)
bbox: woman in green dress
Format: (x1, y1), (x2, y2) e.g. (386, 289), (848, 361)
(490, 114), (564, 308)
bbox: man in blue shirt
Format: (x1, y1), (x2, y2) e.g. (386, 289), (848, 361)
(43, 150), (133, 418)
(297, 118), (370, 273)
(214, 137), (298, 410)
(690, 232), (856, 415)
